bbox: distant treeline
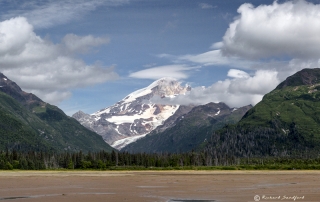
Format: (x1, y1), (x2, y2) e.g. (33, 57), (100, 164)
(1, 149), (320, 170)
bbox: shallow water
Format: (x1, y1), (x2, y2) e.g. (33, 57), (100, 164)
(0, 196), (29, 200)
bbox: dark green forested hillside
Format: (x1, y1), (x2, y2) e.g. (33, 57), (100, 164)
(0, 73), (113, 153)
(204, 68), (320, 158)
(124, 103), (251, 153)
(0, 92), (53, 151)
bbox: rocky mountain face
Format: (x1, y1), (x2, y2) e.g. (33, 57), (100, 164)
(73, 78), (191, 150)
(123, 102), (252, 153)
(275, 68), (320, 89)
(0, 73), (113, 152)
(0, 73), (42, 109)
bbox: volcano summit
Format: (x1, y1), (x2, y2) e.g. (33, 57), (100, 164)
(73, 78), (191, 150)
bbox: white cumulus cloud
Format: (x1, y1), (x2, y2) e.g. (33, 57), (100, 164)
(210, 42), (223, 49)
(227, 69), (249, 79)
(0, 17), (118, 104)
(0, 17), (35, 56)
(221, 0), (320, 59)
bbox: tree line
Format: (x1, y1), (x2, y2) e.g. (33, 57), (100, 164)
(1, 148), (320, 170)
(0, 149), (216, 170)
(203, 120), (320, 162)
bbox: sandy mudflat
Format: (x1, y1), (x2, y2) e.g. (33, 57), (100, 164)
(0, 170), (319, 202)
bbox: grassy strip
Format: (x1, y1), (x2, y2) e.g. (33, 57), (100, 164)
(91, 164), (320, 171)
(3, 164), (320, 171)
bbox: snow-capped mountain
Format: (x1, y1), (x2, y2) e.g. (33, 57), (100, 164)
(72, 78), (191, 150)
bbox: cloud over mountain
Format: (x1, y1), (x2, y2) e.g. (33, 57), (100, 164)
(151, 69), (279, 107)
(0, 17), (117, 104)
(151, 0), (320, 108)
(129, 65), (199, 80)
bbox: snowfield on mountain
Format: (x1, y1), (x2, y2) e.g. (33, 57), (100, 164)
(73, 78), (191, 150)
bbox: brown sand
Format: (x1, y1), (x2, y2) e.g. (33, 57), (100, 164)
(0, 170), (319, 202)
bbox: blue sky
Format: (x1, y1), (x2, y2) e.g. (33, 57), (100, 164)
(1, 0), (320, 115)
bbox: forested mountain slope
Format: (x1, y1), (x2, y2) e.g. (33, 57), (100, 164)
(124, 102), (251, 153)
(204, 68), (320, 158)
(0, 73), (113, 152)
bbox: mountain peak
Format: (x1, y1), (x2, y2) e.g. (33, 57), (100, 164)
(276, 68), (320, 89)
(72, 110), (89, 119)
(0, 72), (43, 108)
(149, 77), (190, 97)
(147, 77), (179, 88)
(122, 78), (190, 104)
(74, 78), (191, 150)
